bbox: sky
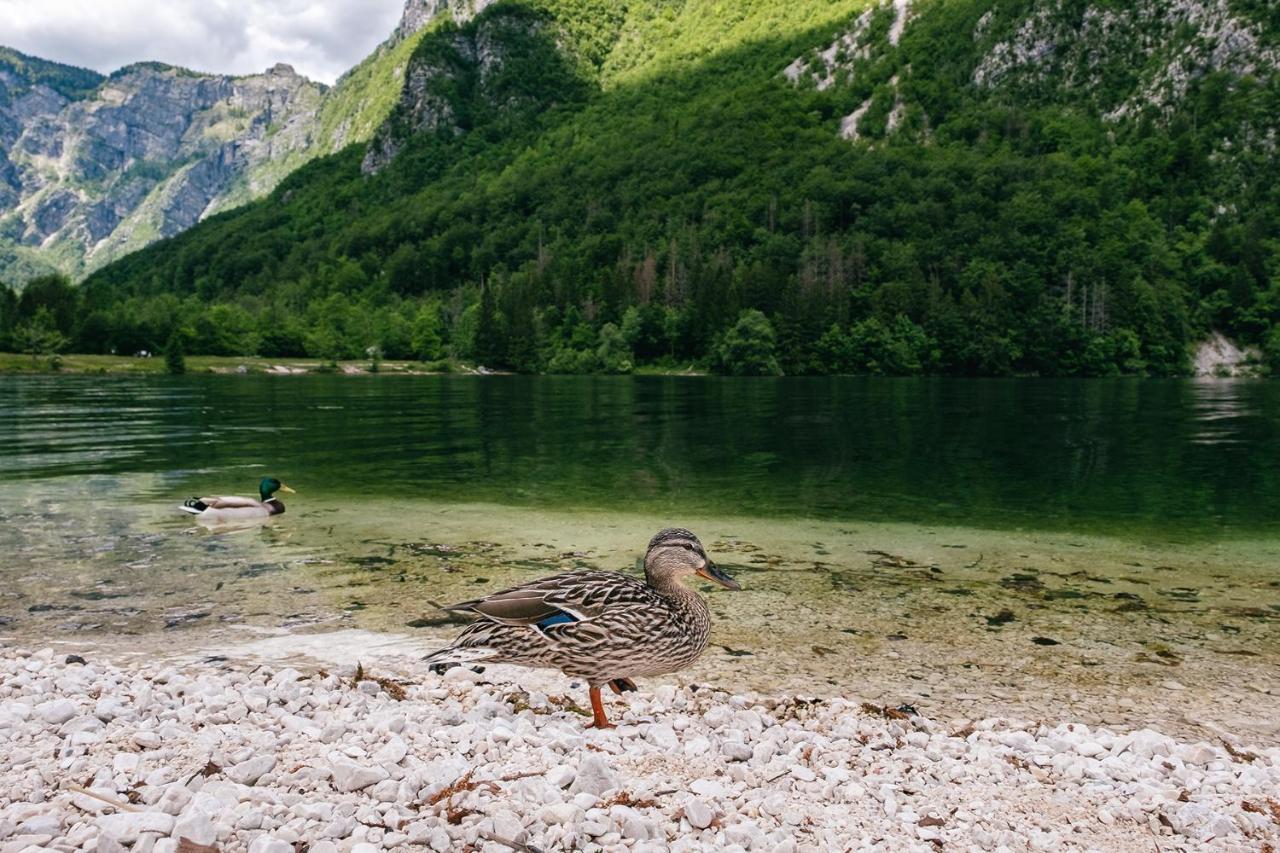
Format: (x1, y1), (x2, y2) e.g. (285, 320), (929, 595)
(0, 0), (407, 84)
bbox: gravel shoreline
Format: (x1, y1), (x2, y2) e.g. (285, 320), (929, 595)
(1, 646), (1278, 852)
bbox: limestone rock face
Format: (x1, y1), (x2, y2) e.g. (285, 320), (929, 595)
(393, 0), (500, 45)
(0, 56), (324, 281)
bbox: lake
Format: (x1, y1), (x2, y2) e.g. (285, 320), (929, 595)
(3, 375), (1279, 535)
(1, 375), (1278, 741)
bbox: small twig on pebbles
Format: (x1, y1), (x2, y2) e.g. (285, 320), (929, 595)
(66, 785), (142, 813)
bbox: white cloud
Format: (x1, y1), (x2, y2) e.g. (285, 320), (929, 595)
(0, 0), (406, 84)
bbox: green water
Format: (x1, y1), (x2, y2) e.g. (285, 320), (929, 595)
(2, 375), (1279, 537)
(2, 375), (1279, 737)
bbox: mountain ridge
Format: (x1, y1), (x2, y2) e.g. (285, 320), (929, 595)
(7, 0), (1280, 377)
(0, 0), (495, 286)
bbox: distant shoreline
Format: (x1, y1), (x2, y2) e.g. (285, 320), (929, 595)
(0, 351), (1271, 380)
(0, 353), (706, 377)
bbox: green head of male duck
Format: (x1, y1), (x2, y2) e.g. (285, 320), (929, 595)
(259, 477), (296, 501)
(644, 527), (741, 591)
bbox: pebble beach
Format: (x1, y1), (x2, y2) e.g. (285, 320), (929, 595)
(2, 645), (1278, 852)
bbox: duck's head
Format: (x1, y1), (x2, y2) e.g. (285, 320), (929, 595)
(644, 527), (741, 591)
(259, 477), (296, 501)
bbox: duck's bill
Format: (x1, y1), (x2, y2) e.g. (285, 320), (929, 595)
(697, 562), (742, 591)
(279, 484), (296, 494)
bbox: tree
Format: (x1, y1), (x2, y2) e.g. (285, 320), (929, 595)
(17, 274), (77, 337)
(1266, 325), (1280, 377)
(596, 322), (632, 374)
(164, 330), (187, 374)
(0, 285), (17, 350)
(15, 307), (68, 364)
(713, 310), (782, 376)
(473, 282), (506, 367)
(411, 303), (445, 361)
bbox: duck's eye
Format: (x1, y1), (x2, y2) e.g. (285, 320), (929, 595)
(683, 543), (694, 550)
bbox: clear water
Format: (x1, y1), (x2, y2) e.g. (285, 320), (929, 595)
(1, 375), (1278, 739)
(3, 375), (1279, 537)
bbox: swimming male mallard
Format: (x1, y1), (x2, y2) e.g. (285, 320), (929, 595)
(179, 476), (295, 523)
(422, 528), (741, 728)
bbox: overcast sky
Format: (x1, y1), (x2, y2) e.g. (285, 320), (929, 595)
(0, 0), (407, 84)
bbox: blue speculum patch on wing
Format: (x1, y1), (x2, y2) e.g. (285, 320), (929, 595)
(536, 612), (577, 629)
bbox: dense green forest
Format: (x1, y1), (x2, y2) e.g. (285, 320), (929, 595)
(5, 0), (1280, 375)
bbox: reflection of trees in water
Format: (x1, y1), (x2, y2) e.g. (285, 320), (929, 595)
(0, 376), (1277, 536)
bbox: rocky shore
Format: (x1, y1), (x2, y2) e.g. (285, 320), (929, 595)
(1, 647), (1278, 852)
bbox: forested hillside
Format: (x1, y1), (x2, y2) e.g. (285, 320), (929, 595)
(8, 0), (1280, 376)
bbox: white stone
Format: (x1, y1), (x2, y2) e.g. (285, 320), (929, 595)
(489, 810), (525, 843)
(247, 837), (294, 853)
(35, 699), (77, 725)
(155, 786), (193, 816)
(171, 810), (215, 846)
(646, 724), (678, 751)
(132, 732), (162, 750)
(570, 755), (617, 797)
(226, 755), (276, 785)
(97, 812), (175, 843)
(331, 762), (388, 793)
(684, 799), (714, 830)
(18, 816), (61, 836)
(546, 766), (575, 788)
(540, 803), (581, 825)
(372, 737), (408, 765)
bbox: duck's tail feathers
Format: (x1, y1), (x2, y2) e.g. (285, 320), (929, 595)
(179, 498), (208, 515)
(422, 645), (496, 674)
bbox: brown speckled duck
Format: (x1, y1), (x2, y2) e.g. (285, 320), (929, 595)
(422, 528), (741, 728)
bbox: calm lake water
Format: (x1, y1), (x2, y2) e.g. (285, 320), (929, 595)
(2, 375), (1279, 538)
(1, 375), (1278, 738)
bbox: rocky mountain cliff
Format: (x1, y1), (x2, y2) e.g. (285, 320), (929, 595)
(0, 0), (492, 286)
(0, 53), (325, 284)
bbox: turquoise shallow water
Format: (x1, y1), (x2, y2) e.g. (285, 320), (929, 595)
(2, 375), (1278, 539)
(1, 375), (1278, 741)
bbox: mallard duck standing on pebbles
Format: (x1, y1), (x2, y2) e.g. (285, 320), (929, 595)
(423, 528), (741, 728)
(179, 477), (295, 523)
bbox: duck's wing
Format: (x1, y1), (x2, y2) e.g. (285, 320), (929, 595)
(446, 571), (654, 627)
(193, 495), (264, 509)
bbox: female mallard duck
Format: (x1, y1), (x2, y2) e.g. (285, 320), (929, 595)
(179, 477), (295, 523)
(423, 528), (741, 728)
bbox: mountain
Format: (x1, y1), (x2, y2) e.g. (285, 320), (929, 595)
(0, 50), (323, 284)
(16, 0), (1280, 376)
(0, 1), (492, 286)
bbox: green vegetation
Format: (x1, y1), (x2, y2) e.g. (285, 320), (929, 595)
(12, 0), (1280, 376)
(0, 47), (103, 100)
(163, 329), (187, 374)
(714, 310), (782, 376)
